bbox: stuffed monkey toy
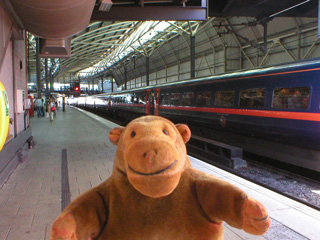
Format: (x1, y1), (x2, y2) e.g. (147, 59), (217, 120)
(50, 115), (270, 240)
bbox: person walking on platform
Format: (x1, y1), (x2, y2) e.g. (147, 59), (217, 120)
(49, 98), (56, 122)
(35, 98), (43, 117)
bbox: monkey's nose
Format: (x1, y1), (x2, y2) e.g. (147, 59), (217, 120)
(143, 150), (157, 170)
(143, 150), (157, 159)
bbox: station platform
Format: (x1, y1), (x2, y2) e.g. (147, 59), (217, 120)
(0, 106), (319, 240)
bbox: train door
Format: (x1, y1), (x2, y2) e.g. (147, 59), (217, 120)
(146, 89), (151, 115)
(146, 89), (157, 115)
(154, 88), (160, 116)
(150, 90), (155, 115)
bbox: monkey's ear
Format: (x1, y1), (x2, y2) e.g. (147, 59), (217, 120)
(175, 124), (191, 143)
(109, 127), (125, 145)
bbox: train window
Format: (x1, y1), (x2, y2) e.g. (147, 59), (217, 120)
(140, 95), (146, 104)
(239, 88), (266, 108)
(160, 93), (170, 105)
(164, 94), (170, 105)
(125, 95), (131, 103)
(170, 93), (180, 105)
(160, 94), (164, 105)
(181, 92), (194, 106)
(214, 91), (234, 107)
(160, 94), (164, 104)
(134, 93), (141, 104)
(196, 91), (212, 107)
(272, 87), (310, 109)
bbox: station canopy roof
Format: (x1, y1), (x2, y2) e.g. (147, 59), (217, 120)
(26, 0), (318, 84)
(28, 20), (202, 81)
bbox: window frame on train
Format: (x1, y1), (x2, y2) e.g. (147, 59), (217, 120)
(239, 88), (266, 109)
(170, 92), (181, 106)
(196, 91), (212, 107)
(272, 86), (310, 110)
(181, 92), (195, 106)
(214, 90), (235, 107)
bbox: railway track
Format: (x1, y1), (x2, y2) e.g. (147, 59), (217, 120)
(187, 138), (320, 211)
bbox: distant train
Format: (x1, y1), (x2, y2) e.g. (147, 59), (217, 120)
(71, 59), (320, 172)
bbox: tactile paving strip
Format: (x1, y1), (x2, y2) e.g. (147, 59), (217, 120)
(61, 149), (71, 211)
(264, 218), (309, 240)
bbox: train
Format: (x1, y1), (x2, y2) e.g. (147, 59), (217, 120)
(71, 59), (320, 172)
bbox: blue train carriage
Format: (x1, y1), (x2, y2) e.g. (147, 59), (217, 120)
(75, 59), (319, 172)
(155, 59), (320, 151)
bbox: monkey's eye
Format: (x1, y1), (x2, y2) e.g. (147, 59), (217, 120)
(131, 131), (136, 138)
(163, 129), (169, 135)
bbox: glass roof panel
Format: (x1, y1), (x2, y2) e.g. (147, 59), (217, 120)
(78, 21), (174, 77)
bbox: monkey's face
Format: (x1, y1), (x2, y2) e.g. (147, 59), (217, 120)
(109, 116), (191, 198)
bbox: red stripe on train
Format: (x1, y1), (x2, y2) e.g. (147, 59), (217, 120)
(159, 106), (320, 122)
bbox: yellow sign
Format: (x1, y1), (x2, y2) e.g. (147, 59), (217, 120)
(0, 82), (10, 151)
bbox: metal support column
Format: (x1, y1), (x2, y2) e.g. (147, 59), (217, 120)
(101, 76), (104, 93)
(318, 0), (320, 38)
(36, 38), (42, 98)
(224, 46), (227, 72)
(124, 67), (127, 90)
(262, 21), (268, 53)
(69, 73), (72, 91)
(146, 56), (150, 86)
(111, 76), (114, 92)
(190, 35), (196, 79)
(165, 67), (168, 83)
(49, 67), (53, 93)
(63, 75), (66, 91)
(45, 59), (49, 92)
(62, 97), (65, 112)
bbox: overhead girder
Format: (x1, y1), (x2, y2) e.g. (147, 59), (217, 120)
(208, 0), (317, 18)
(73, 22), (135, 41)
(91, 6), (208, 21)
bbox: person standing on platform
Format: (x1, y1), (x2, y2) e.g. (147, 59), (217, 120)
(41, 98), (45, 117)
(35, 98), (43, 117)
